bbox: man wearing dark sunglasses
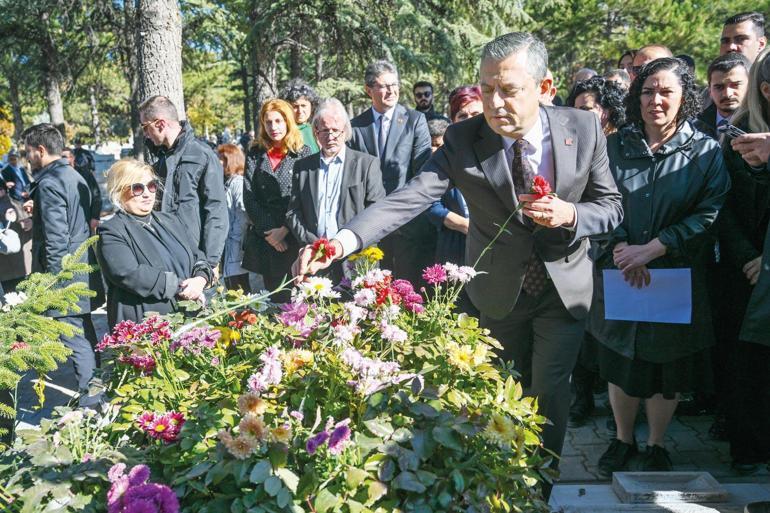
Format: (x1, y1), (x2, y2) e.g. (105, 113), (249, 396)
(138, 95), (228, 271)
(413, 81), (449, 122)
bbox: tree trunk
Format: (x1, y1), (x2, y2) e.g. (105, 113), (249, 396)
(7, 73), (23, 141)
(240, 62), (251, 132)
(44, 74), (65, 135)
(137, 0), (185, 120)
(290, 44), (301, 79)
(89, 85), (101, 147)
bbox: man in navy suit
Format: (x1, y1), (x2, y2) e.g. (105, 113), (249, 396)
(348, 60), (434, 285)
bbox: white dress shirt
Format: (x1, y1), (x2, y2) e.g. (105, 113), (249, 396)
(317, 147), (346, 239)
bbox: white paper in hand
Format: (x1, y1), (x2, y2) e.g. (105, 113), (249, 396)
(603, 268), (692, 324)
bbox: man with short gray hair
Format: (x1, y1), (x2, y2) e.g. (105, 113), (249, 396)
(287, 98), (385, 279)
(296, 32), (623, 499)
(348, 59), (434, 285)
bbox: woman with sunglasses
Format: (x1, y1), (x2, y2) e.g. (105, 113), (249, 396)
(242, 99), (310, 301)
(97, 159), (213, 328)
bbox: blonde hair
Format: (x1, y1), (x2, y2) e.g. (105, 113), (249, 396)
(255, 99), (305, 153)
(106, 158), (160, 211)
(733, 47), (770, 133)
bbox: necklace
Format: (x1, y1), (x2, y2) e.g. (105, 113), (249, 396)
(130, 213), (153, 228)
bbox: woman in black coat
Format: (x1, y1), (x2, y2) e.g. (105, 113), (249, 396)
(242, 99), (310, 302)
(589, 58), (730, 474)
(97, 159), (213, 328)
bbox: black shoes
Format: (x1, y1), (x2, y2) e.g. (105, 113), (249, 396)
(598, 438), (638, 477)
(745, 502), (770, 513)
(732, 461), (760, 475)
(568, 371), (595, 428)
(641, 445), (673, 471)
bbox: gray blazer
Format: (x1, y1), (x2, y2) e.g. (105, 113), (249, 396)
(349, 104), (431, 194)
(344, 107), (624, 320)
(287, 149), (386, 245)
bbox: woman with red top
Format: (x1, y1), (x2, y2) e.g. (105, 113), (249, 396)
(242, 99), (310, 301)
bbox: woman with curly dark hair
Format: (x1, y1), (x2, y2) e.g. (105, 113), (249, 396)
(280, 79), (320, 153)
(589, 57), (731, 474)
(566, 76), (627, 135)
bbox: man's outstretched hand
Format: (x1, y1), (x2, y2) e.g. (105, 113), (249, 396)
(291, 239), (343, 282)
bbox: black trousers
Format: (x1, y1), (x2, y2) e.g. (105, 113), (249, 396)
(481, 283), (585, 498)
(54, 314), (99, 393)
(727, 340), (770, 464)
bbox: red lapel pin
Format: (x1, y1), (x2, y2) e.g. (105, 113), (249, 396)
(565, 137), (573, 146)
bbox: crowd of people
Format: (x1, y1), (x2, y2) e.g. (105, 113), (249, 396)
(2, 9), (769, 498)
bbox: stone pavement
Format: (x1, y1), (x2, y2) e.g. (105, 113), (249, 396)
(559, 395), (770, 484)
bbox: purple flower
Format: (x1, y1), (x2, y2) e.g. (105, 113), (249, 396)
(306, 430), (330, 455)
(109, 463), (127, 482)
(391, 279), (415, 296)
(422, 264), (448, 285)
(128, 465), (151, 487)
(290, 410), (304, 422)
(328, 420), (352, 455)
(169, 328), (220, 355)
(247, 345), (284, 393)
(278, 301), (309, 326)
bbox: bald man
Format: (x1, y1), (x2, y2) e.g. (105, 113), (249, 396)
(630, 45), (674, 81)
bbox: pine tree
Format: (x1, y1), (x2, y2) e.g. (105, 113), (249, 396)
(0, 237), (98, 438)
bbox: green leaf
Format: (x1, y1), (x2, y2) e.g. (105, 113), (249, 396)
(377, 458), (396, 482)
(354, 432), (382, 456)
(348, 499), (365, 513)
(264, 475), (282, 497)
(249, 460), (272, 484)
(364, 418), (394, 438)
(277, 487), (292, 508)
(314, 488), (338, 513)
(432, 426), (462, 451)
(345, 467), (369, 490)
(186, 461), (214, 479)
(366, 481), (388, 505)
(393, 471), (426, 493)
(451, 469), (465, 492)
(275, 467), (299, 493)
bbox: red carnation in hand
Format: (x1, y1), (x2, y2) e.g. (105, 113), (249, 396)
(530, 176), (553, 199)
(311, 238), (337, 263)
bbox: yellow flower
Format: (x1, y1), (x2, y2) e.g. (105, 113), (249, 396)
(349, 245), (384, 263)
(447, 342), (488, 372)
(484, 413), (517, 447)
(215, 326), (241, 347)
(282, 349), (314, 375)
(239, 414), (268, 441)
(237, 392), (267, 416)
(271, 423), (293, 444)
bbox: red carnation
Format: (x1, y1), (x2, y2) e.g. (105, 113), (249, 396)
(530, 176), (553, 199)
(310, 238), (337, 264)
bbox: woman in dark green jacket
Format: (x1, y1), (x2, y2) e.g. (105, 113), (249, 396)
(719, 47), (770, 474)
(589, 58), (731, 475)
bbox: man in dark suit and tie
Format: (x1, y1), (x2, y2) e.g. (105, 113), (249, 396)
(287, 98), (386, 277)
(348, 60), (434, 285)
(294, 32), (623, 496)
(697, 52), (750, 139)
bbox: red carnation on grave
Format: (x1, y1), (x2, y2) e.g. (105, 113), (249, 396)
(530, 176), (553, 199)
(310, 238), (337, 264)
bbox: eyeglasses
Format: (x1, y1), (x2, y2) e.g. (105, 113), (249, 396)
(372, 82), (399, 91)
(129, 180), (159, 197)
(140, 119), (160, 131)
(316, 128), (344, 139)
(414, 92), (432, 99)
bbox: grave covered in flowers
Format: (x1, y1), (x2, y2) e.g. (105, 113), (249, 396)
(1, 249), (552, 513)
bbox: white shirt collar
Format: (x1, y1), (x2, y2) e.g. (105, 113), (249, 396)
(320, 146), (346, 166)
(372, 105), (396, 122)
(501, 109), (545, 153)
